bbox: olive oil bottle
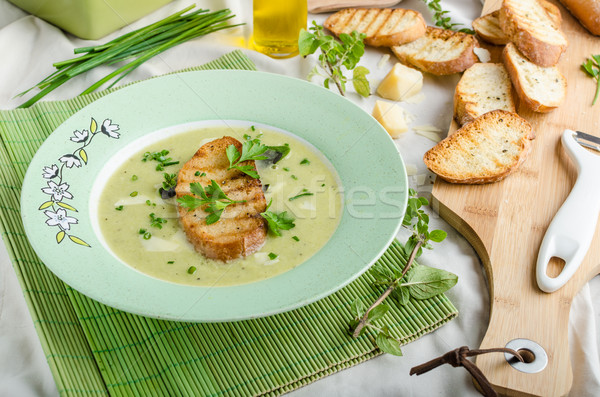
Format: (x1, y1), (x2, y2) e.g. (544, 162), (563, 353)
(252, 0), (307, 58)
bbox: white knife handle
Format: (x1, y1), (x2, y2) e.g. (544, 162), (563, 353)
(536, 130), (600, 293)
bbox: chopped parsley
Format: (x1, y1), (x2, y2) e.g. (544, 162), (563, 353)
(115, 205), (124, 211)
(268, 252), (278, 260)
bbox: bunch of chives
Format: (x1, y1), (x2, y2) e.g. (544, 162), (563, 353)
(17, 6), (242, 108)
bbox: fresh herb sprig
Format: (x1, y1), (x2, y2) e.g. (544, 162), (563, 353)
(176, 180), (245, 225)
(349, 189), (457, 355)
(260, 199), (295, 236)
(582, 55), (600, 105)
(422, 0), (474, 34)
(299, 22), (370, 97)
(17, 6), (242, 108)
(226, 139), (269, 178)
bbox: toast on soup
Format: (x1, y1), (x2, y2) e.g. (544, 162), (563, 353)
(175, 136), (267, 262)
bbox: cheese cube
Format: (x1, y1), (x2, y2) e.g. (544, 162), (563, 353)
(376, 63), (423, 101)
(372, 100), (408, 138)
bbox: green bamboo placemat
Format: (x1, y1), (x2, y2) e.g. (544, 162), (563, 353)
(0, 50), (457, 396)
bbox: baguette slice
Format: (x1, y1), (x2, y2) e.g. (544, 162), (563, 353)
(424, 110), (534, 184)
(503, 42), (566, 112)
(559, 0), (600, 36)
(175, 136), (267, 262)
(391, 27), (480, 75)
(473, 11), (510, 45)
(323, 8), (426, 47)
(454, 63), (516, 126)
(500, 0), (567, 66)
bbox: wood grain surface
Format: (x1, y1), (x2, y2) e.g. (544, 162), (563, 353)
(307, 0), (403, 13)
(431, 0), (600, 396)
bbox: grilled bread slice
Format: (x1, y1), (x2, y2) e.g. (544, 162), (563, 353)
(391, 27), (480, 75)
(474, 1), (562, 46)
(323, 8), (426, 47)
(175, 136), (267, 262)
(454, 63), (516, 126)
(423, 110), (534, 184)
(503, 42), (566, 112)
(500, 0), (567, 66)
(473, 11), (510, 45)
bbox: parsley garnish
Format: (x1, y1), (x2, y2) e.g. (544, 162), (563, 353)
(292, 236), (299, 242)
(300, 158), (310, 165)
(115, 205), (124, 211)
(260, 199), (295, 236)
(226, 139), (269, 178)
(582, 55), (600, 105)
(176, 180), (245, 225)
(268, 252), (278, 260)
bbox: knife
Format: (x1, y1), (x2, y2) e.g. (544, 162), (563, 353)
(536, 130), (600, 293)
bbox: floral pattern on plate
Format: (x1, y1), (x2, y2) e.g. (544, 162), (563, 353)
(38, 118), (120, 247)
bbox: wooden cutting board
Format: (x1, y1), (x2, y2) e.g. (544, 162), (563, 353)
(308, 0), (402, 13)
(432, 1), (600, 396)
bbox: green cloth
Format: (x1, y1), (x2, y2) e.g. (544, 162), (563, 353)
(0, 50), (457, 396)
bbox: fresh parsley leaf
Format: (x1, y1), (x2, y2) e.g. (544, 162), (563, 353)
(582, 55), (600, 105)
(268, 252), (278, 260)
(260, 199), (295, 236)
(176, 180), (246, 225)
(115, 205), (123, 211)
(226, 139), (269, 178)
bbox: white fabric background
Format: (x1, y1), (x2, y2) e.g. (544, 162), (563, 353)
(0, 0), (598, 396)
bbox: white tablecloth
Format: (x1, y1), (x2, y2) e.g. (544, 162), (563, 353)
(0, 0), (598, 396)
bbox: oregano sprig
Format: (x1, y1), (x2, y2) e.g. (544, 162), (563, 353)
(422, 0), (475, 34)
(299, 21), (370, 97)
(582, 55), (600, 105)
(350, 189), (457, 355)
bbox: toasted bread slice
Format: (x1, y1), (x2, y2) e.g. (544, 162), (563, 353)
(323, 8), (426, 47)
(503, 42), (566, 112)
(474, 1), (561, 46)
(454, 63), (516, 126)
(473, 11), (509, 45)
(500, 0), (567, 66)
(175, 136), (267, 262)
(423, 110), (534, 184)
(391, 27), (480, 75)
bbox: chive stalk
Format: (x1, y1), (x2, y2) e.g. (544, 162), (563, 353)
(17, 6), (242, 108)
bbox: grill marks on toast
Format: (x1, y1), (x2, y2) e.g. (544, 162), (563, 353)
(175, 136), (267, 262)
(500, 0), (567, 66)
(391, 27), (480, 75)
(324, 8), (426, 47)
(423, 110), (534, 184)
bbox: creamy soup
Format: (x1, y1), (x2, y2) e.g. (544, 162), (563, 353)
(97, 125), (342, 286)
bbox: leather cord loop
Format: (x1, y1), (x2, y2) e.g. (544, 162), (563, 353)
(409, 346), (524, 397)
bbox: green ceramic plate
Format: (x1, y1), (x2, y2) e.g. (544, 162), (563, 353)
(21, 70), (407, 322)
